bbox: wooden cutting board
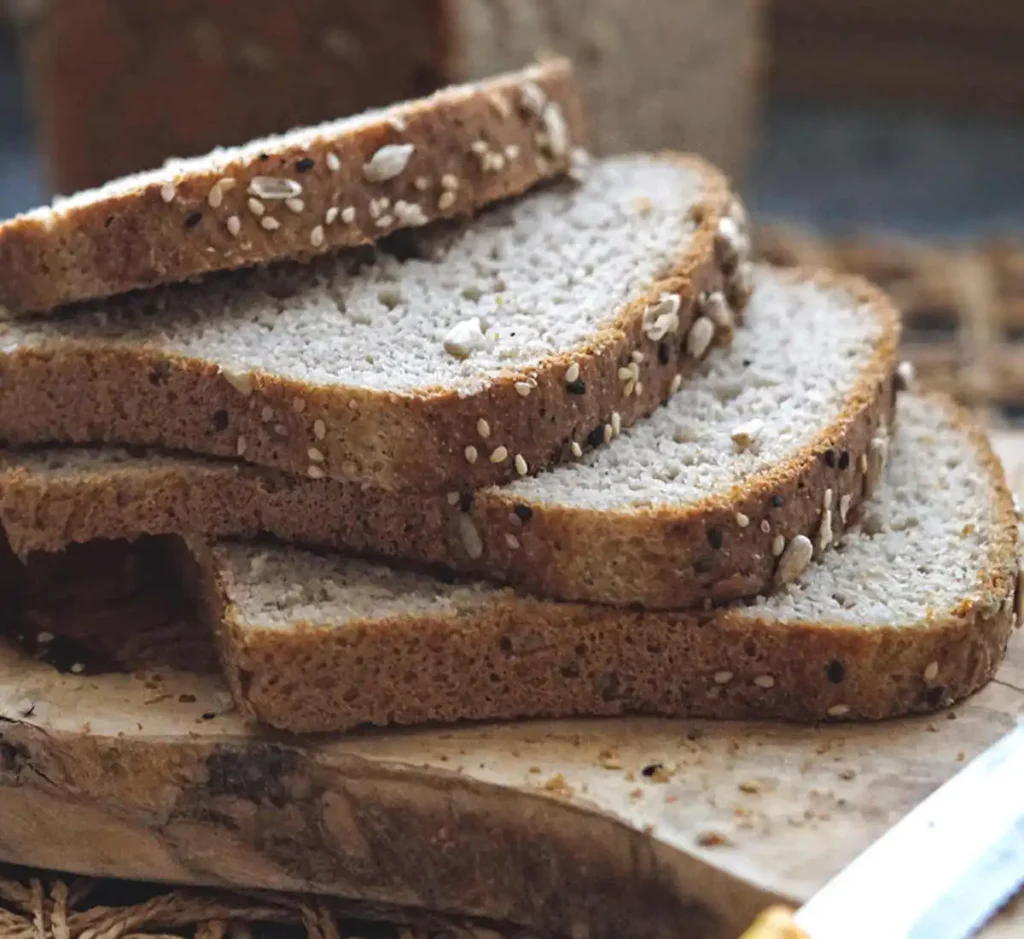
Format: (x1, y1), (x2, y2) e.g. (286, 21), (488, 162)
(0, 432), (1022, 939)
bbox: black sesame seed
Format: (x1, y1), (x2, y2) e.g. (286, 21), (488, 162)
(771, 495), (784, 508)
(185, 211), (203, 228)
(824, 448), (837, 468)
(742, 358), (752, 367)
(658, 342), (670, 365)
(926, 686), (945, 708)
(459, 492), (473, 512)
(566, 379), (587, 395)
(707, 528), (723, 549)
(514, 504), (533, 522)
(839, 450), (850, 470)
(587, 425), (605, 448)
(826, 660), (845, 684)
(259, 152), (270, 161)
(296, 157), (315, 172)
(641, 763), (662, 778)
(201, 711), (216, 720)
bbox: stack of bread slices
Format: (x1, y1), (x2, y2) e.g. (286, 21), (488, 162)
(0, 60), (1018, 734)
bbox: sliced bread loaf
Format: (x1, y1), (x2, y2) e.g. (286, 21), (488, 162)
(0, 265), (894, 609)
(0, 59), (586, 316)
(198, 393), (1020, 733)
(0, 154), (746, 493)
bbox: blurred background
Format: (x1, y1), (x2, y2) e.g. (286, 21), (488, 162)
(2, 0), (1024, 415)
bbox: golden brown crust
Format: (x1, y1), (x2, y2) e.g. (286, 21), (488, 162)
(0, 156), (742, 495)
(0, 59), (586, 316)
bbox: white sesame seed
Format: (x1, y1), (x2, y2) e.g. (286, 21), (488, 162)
(824, 488), (834, 510)
(565, 362), (580, 384)
(505, 144), (520, 160)
(761, 519), (771, 534)
(611, 412), (622, 436)
(363, 143), (415, 183)
(248, 197), (266, 216)
(313, 419), (326, 440)
(260, 216), (281, 231)
(273, 423), (287, 436)
(325, 207), (339, 225)
(505, 533), (521, 551)
(700, 290), (734, 330)
(508, 513), (523, 529)
(326, 152), (341, 172)
(775, 534), (814, 586)
(222, 369), (253, 396)
(618, 367), (635, 382)
(388, 114), (408, 132)
(571, 441), (583, 458)
(631, 350), (645, 364)
(670, 374), (683, 393)
(207, 183), (225, 208)
(515, 381), (532, 398)
(642, 293), (682, 341)
(70, 663), (85, 675)
(515, 454), (528, 476)
(686, 317), (716, 359)
(541, 103), (570, 157)
(485, 152), (505, 172)
(307, 465), (326, 480)
(895, 360), (916, 392)
(859, 453), (869, 474)
(488, 90), (512, 118)
(519, 81), (547, 116)
(261, 406), (274, 422)
(248, 176), (303, 200)
(827, 704), (851, 717)
(477, 418), (491, 439)
(603, 424), (613, 444)
(292, 397), (306, 412)
(375, 215), (394, 228)
(634, 382), (644, 396)
(490, 446), (509, 463)
(713, 670), (733, 685)
(37, 631), (54, 643)
(754, 675), (776, 689)
(394, 200), (428, 226)
(438, 191), (457, 211)
(735, 512), (750, 528)
(458, 513), (483, 560)
(160, 182), (176, 203)
(236, 435), (247, 456)
(285, 197), (305, 214)
(307, 446), (325, 463)
(310, 225), (325, 247)
(772, 534), (786, 557)
(341, 206), (356, 224)
(441, 173), (460, 191)
(924, 661), (940, 682)
(470, 140), (488, 155)
(840, 493), (852, 524)
(731, 419), (763, 450)
(226, 215), (241, 236)
(368, 197), (389, 218)
(446, 492), (460, 506)
(465, 446), (479, 464)
(414, 175), (429, 191)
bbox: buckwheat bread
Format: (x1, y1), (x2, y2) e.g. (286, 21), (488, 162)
(0, 155), (747, 494)
(0, 265), (894, 609)
(0, 59), (586, 315)
(196, 393), (1021, 733)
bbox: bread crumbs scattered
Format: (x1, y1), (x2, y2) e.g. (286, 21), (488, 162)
(838, 769), (856, 781)
(738, 780), (760, 794)
(927, 723), (939, 732)
(528, 766), (542, 774)
(629, 788), (644, 802)
(625, 770), (637, 782)
(697, 831), (728, 847)
(543, 773), (573, 797)
(597, 748), (623, 770)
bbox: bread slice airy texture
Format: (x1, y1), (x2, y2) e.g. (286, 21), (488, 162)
(0, 154), (747, 494)
(0, 265), (893, 609)
(0, 60), (588, 316)
(198, 393), (1021, 734)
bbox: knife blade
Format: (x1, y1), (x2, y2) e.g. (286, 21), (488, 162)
(741, 721), (1024, 939)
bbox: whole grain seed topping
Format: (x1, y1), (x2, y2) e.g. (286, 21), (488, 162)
(827, 704), (850, 717)
(313, 419), (326, 440)
(248, 176), (303, 200)
(541, 103), (570, 157)
(839, 494), (852, 523)
(611, 412), (622, 436)
(772, 534), (786, 557)
(754, 675), (776, 689)
(247, 197), (265, 217)
(895, 360), (916, 392)
(515, 454), (529, 476)
(394, 200), (428, 226)
(490, 446), (509, 463)
(307, 446), (325, 463)
(326, 152), (341, 172)
(414, 176), (429, 191)
(686, 317), (715, 359)
(222, 369), (254, 396)
(207, 184), (225, 208)
(307, 465), (326, 480)
(285, 197), (305, 214)
(260, 406), (274, 422)
(713, 670), (734, 684)
(506, 144), (521, 160)
(859, 453), (869, 474)
(341, 206), (356, 224)
(363, 143), (415, 183)
(325, 207), (339, 225)
(924, 661), (940, 682)
(505, 533), (521, 551)
(515, 381), (533, 398)
(818, 509), (834, 552)
(775, 534), (813, 585)
(824, 448), (837, 468)
(772, 495), (784, 508)
(375, 215), (394, 228)
(389, 115), (408, 132)
(260, 216), (281, 231)
(160, 182), (176, 203)
(441, 173), (460, 191)
(761, 519), (771, 534)
(643, 293), (681, 341)
(565, 362), (581, 384)
(715, 216), (747, 270)
(458, 513), (484, 560)
(292, 397), (306, 412)
(477, 418), (491, 439)
(295, 157), (315, 172)
(519, 81), (547, 116)
(571, 441), (583, 458)
(438, 191), (457, 211)
(671, 374), (683, 393)
(824, 488), (834, 510)
(700, 290), (734, 329)
(731, 419), (763, 450)
(866, 437), (888, 497)
(735, 512), (750, 528)
(226, 215), (241, 236)
(236, 436), (247, 456)
(464, 445), (479, 464)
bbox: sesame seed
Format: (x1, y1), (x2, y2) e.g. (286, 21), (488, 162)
(772, 495), (784, 508)
(160, 182), (176, 203)
(292, 397), (306, 412)
(226, 215), (241, 236)
(368, 197), (389, 219)
(775, 534), (814, 586)
(686, 317), (715, 359)
(827, 704), (851, 717)
(446, 492), (460, 506)
(325, 207), (339, 225)
(603, 424), (613, 444)
(515, 381), (532, 398)
(441, 173), (460, 191)
(859, 453), (868, 473)
(515, 454), (528, 475)
(611, 412), (622, 436)
(895, 360), (916, 391)
(477, 418), (491, 439)
(363, 143), (415, 183)
(375, 215), (394, 228)
(735, 512), (750, 528)
(285, 197), (305, 214)
(566, 379), (586, 395)
(260, 216), (281, 231)
(326, 152), (341, 172)
(313, 419), (326, 440)
(236, 435), (247, 455)
(513, 504), (533, 522)
(571, 441), (583, 458)
(840, 494), (852, 523)
(631, 350), (645, 364)
(490, 446), (509, 463)
(341, 206), (356, 224)
(273, 423), (287, 436)
(772, 534), (786, 557)
(414, 176), (430, 191)
(438, 191), (457, 211)
(222, 369), (253, 396)
(541, 103), (570, 157)
(565, 362), (580, 384)
(924, 661), (939, 682)
(824, 488), (834, 510)
(207, 183), (225, 208)
(519, 80), (547, 116)
(261, 406), (274, 422)
(458, 513), (484, 559)
(248, 176), (303, 200)
(713, 670), (733, 685)
(307, 446), (325, 463)
(754, 675), (776, 689)
(307, 465), (326, 479)
(618, 367), (634, 382)
(394, 200), (428, 226)
(70, 663), (85, 674)
(505, 533), (521, 551)
(761, 519), (771, 533)
(671, 374), (683, 393)
(505, 144), (521, 160)
(470, 140), (488, 155)
(310, 225), (325, 247)
(247, 197), (265, 216)
(635, 382), (644, 396)
(388, 115), (408, 132)
(465, 446), (479, 464)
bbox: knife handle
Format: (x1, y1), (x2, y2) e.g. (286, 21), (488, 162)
(738, 906), (810, 939)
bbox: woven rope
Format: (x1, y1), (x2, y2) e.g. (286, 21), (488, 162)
(755, 225), (1024, 420)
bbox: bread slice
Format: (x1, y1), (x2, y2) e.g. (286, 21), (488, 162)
(0, 154), (746, 493)
(0, 60), (587, 316)
(197, 393), (1020, 733)
(0, 265), (895, 609)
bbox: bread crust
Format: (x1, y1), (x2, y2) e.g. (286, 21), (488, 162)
(0, 60), (586, 316)
(0, 155), (744, 495)
(197, 395), (1020, 733)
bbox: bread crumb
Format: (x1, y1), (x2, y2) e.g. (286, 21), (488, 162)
(542, 773), (573, 797)
(738, 780), (760, 794)
(696, 831), (728, 847)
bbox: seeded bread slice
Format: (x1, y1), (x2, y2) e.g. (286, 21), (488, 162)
(0, 154), (746, 493)
(0, 59), (587, 316)
(196, 393), (1020, 734)
(0, 265), (893, 609)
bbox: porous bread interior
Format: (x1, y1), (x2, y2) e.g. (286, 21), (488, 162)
(215, 394), (998, 633)
(3, 157), (702, 395)
(496, 267), (887, 510)
(20, 63), (556, 212)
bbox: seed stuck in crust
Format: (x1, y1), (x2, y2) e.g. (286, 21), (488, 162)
(260, 216), (281, 231)
(686, 318), (715, 359)
(565, 362), (580, 384)
(827, 704), (851, 717)
(363, 143), (415, 183)
(515, 454), (529, 476)
(775, 534), (813, 586)
(772, 534), (785, 556)
(160, 181), (176, 203)
(458, 513), (484, 560)
(464, 445), (479, 465)
(313, 419), (326, 440)
(477, 418), (491, 439)
(226, 215), (242, 237)
(490, 446), (509, 463)
(865, 437), (888, 497)
(895, 360), (916, 392)
(699, 290), (734, 330)
(713, 670), (733, 685)
(642, 293), (681, 342)
(753, 675), (776, 689)
(923, 661), (940, 682)
(248, 176), (303, 200)
(839, 494), (852, 524)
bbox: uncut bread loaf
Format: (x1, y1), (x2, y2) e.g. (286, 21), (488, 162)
(195, 393), (1021, 734)
(0, 59), (586, 316)
(0, 155), (748, 494)
(0, 265), (893, 609)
